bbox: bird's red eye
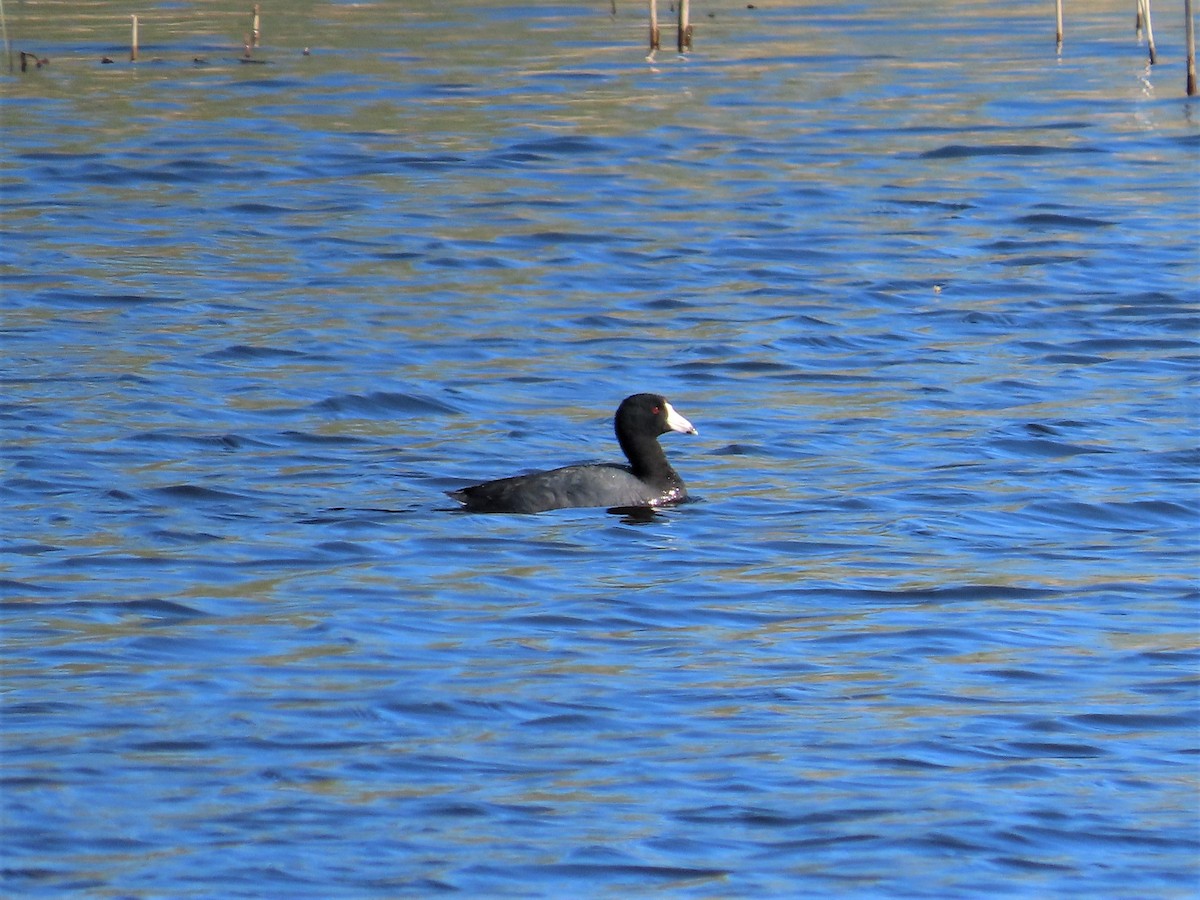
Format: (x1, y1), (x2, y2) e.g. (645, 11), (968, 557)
(652, 405), (660, 414)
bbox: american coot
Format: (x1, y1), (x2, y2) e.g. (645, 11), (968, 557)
(448, 393), (698, 514)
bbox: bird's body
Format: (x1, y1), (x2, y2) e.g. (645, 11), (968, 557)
(448, 393), (697, 514)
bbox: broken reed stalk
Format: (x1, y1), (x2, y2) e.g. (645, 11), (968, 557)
(1055, 0), (1063, 50)
(251, 4), (260, 48)
(678, 0), (692, 52)
(1139, 0), (1158, 64)
(1187, 0), (1197, 95)
(648, 0), (660, 51)
(130, 14), (138, 61)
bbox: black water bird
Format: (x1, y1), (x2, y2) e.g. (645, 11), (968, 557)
(448, 393), (698, 514)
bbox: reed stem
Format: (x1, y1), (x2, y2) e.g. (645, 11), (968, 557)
(1140, 0), (1158, 64)
(1187, 0), (1197, 95)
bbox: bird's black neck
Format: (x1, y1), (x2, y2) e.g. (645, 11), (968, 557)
(620, 432), (674, 483)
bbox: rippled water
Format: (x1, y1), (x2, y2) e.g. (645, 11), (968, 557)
(3, 0), (1198, 896)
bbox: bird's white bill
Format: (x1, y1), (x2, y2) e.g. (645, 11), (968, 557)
(664, 402), (698, 435)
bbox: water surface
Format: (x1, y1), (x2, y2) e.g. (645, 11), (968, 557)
(2, 0), (1198, 896)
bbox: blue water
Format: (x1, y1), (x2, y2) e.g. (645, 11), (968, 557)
(2, 0), (1198, 896)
